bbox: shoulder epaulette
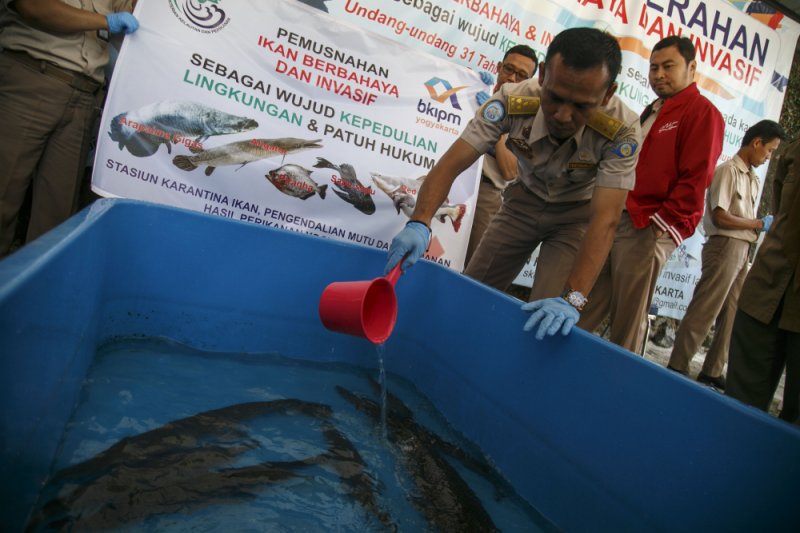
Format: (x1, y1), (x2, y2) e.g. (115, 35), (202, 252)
(508, 96), (540, 115)
(587, 111), (624, 140)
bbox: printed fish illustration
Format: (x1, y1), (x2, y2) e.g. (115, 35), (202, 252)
(370, 172), (467, 232)
(172, 137), (323, 176)
(266, 164), (327, 200)
(108, 101), (259, 157)
(337, 385), (499, 532)
(313, 157), (376, 215)
(27, 400), (393, 530)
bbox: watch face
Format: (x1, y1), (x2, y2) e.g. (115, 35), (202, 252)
(566, 291), (587, 309)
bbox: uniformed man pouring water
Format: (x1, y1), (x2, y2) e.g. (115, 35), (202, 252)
(384, 27), (642, 340)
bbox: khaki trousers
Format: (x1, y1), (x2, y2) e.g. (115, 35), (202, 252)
(0, 53), (101, 257)
(465, 178), (503, 267)
(464, 180), (591, 300)
(579, 212), (676, 353)
(668, 236), (750, 376)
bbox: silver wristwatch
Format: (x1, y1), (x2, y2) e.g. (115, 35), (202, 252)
(561, 289), (588, 311)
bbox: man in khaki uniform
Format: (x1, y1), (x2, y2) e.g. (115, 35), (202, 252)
(0, 0), (138, 257)
(466, 44), (538, 266)
(727, 137), (800, 425)
(668, 120), (785, 390)
(384, 28), (642, 340)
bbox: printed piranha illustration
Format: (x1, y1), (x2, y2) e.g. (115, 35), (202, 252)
(313, 157), (376, 215)
(265, 164), (328, 200)
(172, 137), (323, 176)
(108, 101), (258, 157)
(370, 172), (467, 232)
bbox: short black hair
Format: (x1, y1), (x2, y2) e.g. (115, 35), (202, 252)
(652, 36), (696, 64)
(503, 44), (537, 64)
(742, 119), (787, 147)
(544, 27), (621, 88)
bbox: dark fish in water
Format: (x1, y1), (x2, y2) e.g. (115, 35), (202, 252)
(26, 399), (389, 531)
(336, 386), (499, 532)
(370, 172), (467, 231)
(173, 137), (323, 176)
(108, 101), (258, 157)
(311, 422), (396, 531)
(266, 164), (327, 200)
(313, 157), (376, 215)
(364, 377), (500, 484)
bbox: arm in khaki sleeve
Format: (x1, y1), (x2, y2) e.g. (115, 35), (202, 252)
(411, 139), (481, 225)
(495, 134), (518, 181)
(13, 0), (123, 33)
(564, 186), (627, 295)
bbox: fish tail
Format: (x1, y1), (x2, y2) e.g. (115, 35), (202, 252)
(313, 157), (334, 170)
(318, 184), (328, 199)
(172, 155), (197, 171)
(451, 204), (466, 232)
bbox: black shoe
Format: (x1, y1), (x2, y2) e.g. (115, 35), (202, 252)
(697, 372), (726, 390)
(666, 365), (688, 376)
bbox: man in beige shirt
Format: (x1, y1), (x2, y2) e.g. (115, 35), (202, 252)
(666, 120), (785, 389)
(384, 27), (642, 340)
(0, 0), (138, 257)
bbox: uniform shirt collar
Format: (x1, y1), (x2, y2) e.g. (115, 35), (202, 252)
(731, 153), (754, 176)
(530, 109), (584, 146)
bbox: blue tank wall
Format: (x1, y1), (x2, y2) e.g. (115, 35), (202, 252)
(1, 199), (799, 531)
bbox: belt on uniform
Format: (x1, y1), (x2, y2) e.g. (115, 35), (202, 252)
(2, 49), (102, 94)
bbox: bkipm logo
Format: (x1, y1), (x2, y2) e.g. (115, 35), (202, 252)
(418, 77), (466, 126)
(169, 0), (230, 33)
(423, 77), (467, 110)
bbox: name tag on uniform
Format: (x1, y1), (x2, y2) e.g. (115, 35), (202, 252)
(567, 161), (596, 170)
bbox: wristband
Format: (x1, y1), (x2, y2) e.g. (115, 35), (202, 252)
(407, 220), (431, 234)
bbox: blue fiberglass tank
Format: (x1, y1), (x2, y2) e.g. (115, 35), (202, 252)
(1, 198), (799, 531)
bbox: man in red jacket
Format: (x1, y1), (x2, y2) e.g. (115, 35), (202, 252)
(578, 35), (725, 353)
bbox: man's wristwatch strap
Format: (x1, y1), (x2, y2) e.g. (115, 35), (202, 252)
(561, 289), (588, 311)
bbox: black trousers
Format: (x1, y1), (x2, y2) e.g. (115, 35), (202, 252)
(727, 303), (800, 425)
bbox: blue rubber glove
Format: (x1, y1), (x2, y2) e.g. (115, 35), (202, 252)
(385, 221), (431, 275)
(521, 298), (580, 340)
(106, 12), (139, 34)
(479, 70), (494, 85)
(761, 214), (773, 233)
(476, 90), (490, 106)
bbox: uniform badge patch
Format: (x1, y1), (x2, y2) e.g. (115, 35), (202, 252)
(611, 139), (638, 158)
(482, 100), (506, 123)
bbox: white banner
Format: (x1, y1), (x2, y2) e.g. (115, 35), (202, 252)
(96, 0), (800, 317)
(317, 0), (799, 316)
(94, 0), (485, 270)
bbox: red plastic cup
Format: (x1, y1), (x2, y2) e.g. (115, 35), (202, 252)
(319, 262), (403, 344)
